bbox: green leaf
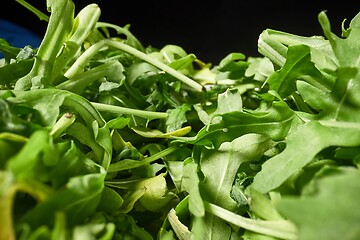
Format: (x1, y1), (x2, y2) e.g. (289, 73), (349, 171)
(0, 59), (34, 85)
(198, 134), (275, 237)
(166, 104), (191, 132)
(213, 88), (243, 117)
(246, 188), (284, 221)
(66, 122), (106, 164)
(258, 28), (335, 68)
(126, 61), (160, 86)
(266, 45), (325, 98)
(319, 11), (360, 68)
(48, 141), (98, 188)
(57, 60), (125, 95)
(251, 121), (360, 193)
(20, 171), (106, 228)
(6, 130), (54, 180)
(71, 222), (115, 240)
(277, 169), (360, 240)
(107, 146), (178, 172)
(180, 101), (295, 148)
(138, 173), (176, 212)
(296, 81), (330, 112)
(8, 89), (68, 126)
(96, 186), (124, 213)
(7, 89), (112, 170)
(8, 89), (105, 127)
(0, 98), (39, 136)
(193, 88), (243, 127)
(102, 213), (152, 240)
(106, 116), (130, 129)
(181, 158), (204, 217)
(215, 52), (249, 82)
(245, 57), (274, 81)
(200, 134), (275, 209)
(108, 173), (176, 212)
(0, 38), (21, 58)
(105, 40), (204, 92)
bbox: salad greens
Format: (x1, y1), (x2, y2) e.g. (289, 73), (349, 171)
(1, 0), (360, 239)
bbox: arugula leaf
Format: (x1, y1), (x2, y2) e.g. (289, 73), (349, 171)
(0, 59), (34, 85)
(20, 171), (106, 228)
(0, 98), (39, 136)
(6, 130), (57, 180)
(181, 157), (204, 217)
(252, 10), (360, 194)
(277, 168), (360, 240)
(2, 1), (360, 239)
(265, 44), (325, 99)
(200, 134), (275, 209)
(181, 100), (295, 148)
(252, 121), (360, 193)
(197, 134), (275, 238)
(165, 104), (191, 132)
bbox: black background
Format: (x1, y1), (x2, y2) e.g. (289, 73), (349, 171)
(2, 0), (359, 63)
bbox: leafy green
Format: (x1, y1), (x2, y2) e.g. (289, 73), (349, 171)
(277, 168), (360, 240)
(251, 11), (360, 194)
(198, 134), (276, 238)
(1, 1), (360, 239)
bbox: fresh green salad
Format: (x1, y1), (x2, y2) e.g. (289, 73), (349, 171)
(1, 0), (360, 239)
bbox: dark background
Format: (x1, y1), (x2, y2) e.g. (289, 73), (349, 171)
(2, 0), (359, 63)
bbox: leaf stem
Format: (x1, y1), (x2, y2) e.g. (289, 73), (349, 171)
(15, 0), (49, 22)
(49, 113), (76, 139)
(258, 30), (287, 67)
(64, 37), (107, 79)
(107, 145), (179, 172)
(167, 209), (193, 240)
(204, 201), (297, 240)
(91, 102), (168, 120)
(105, 39), (204, 92)
(14, 0), (75, 90)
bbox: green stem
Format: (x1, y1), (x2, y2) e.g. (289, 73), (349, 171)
(204, 201), (297, 240)
(167, 209), (193, 240)
(105, 39), (204, 92)
(15, 0), (49, 22)
(64, 31), (107, 79)
(0, 175), (54, 240)
(91, 102), (168, 120)
(49, 113), (76, 139)
(258, 30), (287, 67)
(107, 145), (179, 172)
(14, 0), (75, 90)
(58, 60), (123, 94)
(0, 186), (16, 240)
(52, 4), (101, 81)
(319, 120), (360, 129)
(96, 22), (145, 51)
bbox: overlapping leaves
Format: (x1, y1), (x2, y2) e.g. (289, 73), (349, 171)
(1, 1), (360, 240)
(252, 11), (360, 193)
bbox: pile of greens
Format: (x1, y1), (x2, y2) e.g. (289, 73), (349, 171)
(1, 0), (360, 239)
